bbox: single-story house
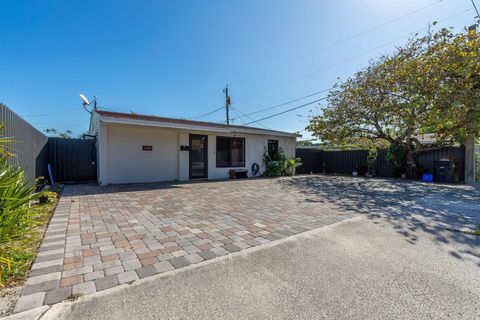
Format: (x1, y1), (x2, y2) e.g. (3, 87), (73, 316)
(88, 110), (300, 185)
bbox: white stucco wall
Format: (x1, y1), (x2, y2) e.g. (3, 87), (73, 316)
(97, 122), (297, 185)
(205, 132), (296, 180)
(105, 125), (179, 184)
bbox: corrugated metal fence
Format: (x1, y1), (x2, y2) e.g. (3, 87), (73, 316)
(296, 146), (465, 181)
(0, 103), (48, 182)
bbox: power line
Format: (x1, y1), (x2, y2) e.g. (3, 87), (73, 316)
(23, 107), (83, 117)
(234, 7), (472, 104)
(35, 119), (91, 131)
(230, 87), (332, 121)
(230, 106), (271, 129)
(471, 0), (480, 17)
(188, 106), (224, 120)
(240, 7), (473, 127)
(230, 0), (446, 86)
(242, 96), (329, 126)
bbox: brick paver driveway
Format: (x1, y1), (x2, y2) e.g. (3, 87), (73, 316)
(15, 177), (355, 312)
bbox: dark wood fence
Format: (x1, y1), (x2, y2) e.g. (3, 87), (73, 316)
(324, 150), (369, 175)
(46, 138), (97, 183)
(296, 148), (324, 174)
(296, 146), (465, 181)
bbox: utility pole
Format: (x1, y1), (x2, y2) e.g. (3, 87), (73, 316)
(223, 85), (231, 125)
(465, 24), (477, 184)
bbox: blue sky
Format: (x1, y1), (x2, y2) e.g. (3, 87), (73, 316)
(0, 0), (477, 139)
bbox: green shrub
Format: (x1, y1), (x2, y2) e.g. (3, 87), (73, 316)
(367, 148), (378, 176)
(262, 148), (302, 177)
(385, 142), (407, 177)
(0, 156), (39, 284)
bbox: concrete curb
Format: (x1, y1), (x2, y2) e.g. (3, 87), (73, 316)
(11, 215), (363, 320)
(0, 305), (50, 320)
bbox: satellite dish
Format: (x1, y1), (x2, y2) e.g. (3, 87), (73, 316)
(79, 94), (90, 106)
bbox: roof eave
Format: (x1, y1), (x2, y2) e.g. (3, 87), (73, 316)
(99, 116), (300, 138)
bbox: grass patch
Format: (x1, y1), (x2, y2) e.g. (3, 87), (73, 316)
(0, 191), (59, 288)
(453, 228), (480, 236)
(468, 230), (480, 236)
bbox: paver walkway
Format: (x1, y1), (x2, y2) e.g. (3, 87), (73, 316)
(14, 177), (354, 313)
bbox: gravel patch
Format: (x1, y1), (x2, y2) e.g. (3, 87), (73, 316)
(0, 286), (21, 317)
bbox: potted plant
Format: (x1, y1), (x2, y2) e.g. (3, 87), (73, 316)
(286, 158), (302, 176)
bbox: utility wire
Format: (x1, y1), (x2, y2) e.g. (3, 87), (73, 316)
(242, 96), (329, 126)
(157, 0), (448, 123)
(230, 0), (446, 86)
(188, 106), (224, 120)
(234, 7), (472, 104)
(230, 87), (332, 121)
(239, 7), (472, 127)
(34, 119), (90, 132)
(230, 106), (271, 129)
(471, 0), (480, 17)
(23, 107), (83, 117)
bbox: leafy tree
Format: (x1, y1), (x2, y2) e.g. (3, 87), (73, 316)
(44, 128), (72, 138)
(297, 140), (313, 147)
(307, 25), (480, 177)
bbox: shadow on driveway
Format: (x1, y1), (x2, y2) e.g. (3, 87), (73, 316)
(279, 175), (480, 264)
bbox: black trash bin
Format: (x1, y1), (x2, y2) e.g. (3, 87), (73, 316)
(433, 159), (460, 183)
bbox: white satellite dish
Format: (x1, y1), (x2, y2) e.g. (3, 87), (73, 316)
(79, 94), (90, 106)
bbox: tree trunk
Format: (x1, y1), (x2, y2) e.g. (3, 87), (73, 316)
(464, 105), (476, 184)
(406, 149), (419, 179)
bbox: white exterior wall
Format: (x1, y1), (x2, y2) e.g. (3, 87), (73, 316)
(105, 124), (179, 184)
(96, 122), (296, 185)
(205, 132), (295, 180)
(177, 130), (295, 181)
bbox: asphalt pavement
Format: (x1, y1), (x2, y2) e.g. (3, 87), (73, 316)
(32, 215), (480, 320)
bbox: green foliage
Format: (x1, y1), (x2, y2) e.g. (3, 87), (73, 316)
(38, 191), (57, 204)
(262, 148), (302, 177)
(0, 156), (40, 284)
(0, 122), (56, 286)
(286, 158), (302, 176)
(263, 148), (288, 177)
(367, 148), (378, 175)
(385, 142), (408, 177)
(44, 128), (72, 138)
(297, 140), (313, 147)
(0, 122), (13, 156)
(307, 26), (480, 175)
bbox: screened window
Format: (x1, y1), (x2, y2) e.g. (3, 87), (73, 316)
(268, 140), (279, 158)
(216, 137), (245, 167)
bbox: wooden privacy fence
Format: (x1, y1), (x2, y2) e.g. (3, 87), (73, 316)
(296, 146), (465, 181)
(0, 105), (97, 183)
(0, 103), (48, 182)
(47, 138), (97, 183)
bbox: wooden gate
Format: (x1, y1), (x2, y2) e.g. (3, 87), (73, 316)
(48, 138), (97, 183)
